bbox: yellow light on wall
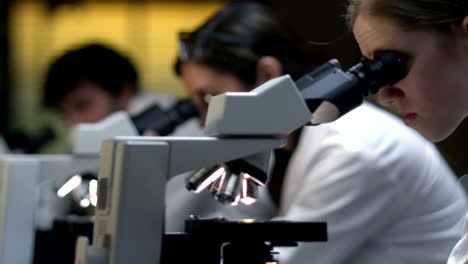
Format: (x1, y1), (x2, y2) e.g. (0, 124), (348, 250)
(9, 1), (222, 133)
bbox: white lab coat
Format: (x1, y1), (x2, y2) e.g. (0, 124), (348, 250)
(448, 213), (468, 264)
(275, 102), (468, 264)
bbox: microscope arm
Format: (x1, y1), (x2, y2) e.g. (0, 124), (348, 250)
(0, 111), (135, 264)
(0, 154), (100, 264)
(74, 135), (284, 264)
(74, 75), (304, 264)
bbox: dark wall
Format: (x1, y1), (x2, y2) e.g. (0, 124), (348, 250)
(228, 0), (360, 66)
(436, 121), (468, 176)
(271, 0), (360, 67)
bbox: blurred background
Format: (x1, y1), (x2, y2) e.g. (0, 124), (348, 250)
(0, 0), (466, 174)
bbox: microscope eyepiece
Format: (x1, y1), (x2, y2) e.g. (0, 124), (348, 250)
(297, 51), (407, 125)
(132, 98), (200, 136)
(348, 51), (407, 96)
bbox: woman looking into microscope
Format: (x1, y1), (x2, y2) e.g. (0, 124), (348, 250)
(174, 2), (467, 263)
(347, 0), (468, 262)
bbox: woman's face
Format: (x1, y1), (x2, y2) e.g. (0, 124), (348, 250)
(180, 61), (248, 125)
(353, 15), (468, 142)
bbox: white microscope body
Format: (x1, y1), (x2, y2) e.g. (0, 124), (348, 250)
(0, 112), (138, 264)
(74, 75), (313, 264)
(0, 75), (308, 264)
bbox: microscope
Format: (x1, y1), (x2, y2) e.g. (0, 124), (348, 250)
(0, 98), (200, 264)
(74, 51), (406, 264)
(0, 112), (134, 264)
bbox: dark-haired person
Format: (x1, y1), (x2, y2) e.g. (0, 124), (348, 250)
(175, 2), (468, 263)
(346, 1), (468, 263)
(42, 43), (200, 133)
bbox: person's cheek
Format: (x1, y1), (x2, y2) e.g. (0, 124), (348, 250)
(85, 104), (105, 123)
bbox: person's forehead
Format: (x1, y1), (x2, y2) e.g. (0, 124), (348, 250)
(61, 83), (110, 104)
(181, 61), (228, 92)
(353, 15), (407, 58)
(181, 62), (212, 87)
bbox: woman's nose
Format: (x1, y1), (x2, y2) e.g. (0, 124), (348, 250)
(377, 86), (404, 107)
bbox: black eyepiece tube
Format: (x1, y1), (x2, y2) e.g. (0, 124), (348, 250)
(296, 51), (407, 125)
(349, 51), (407, 96)
(131, 98), (200, 136)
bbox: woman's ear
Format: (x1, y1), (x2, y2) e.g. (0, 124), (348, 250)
(256, 56), (282, 86)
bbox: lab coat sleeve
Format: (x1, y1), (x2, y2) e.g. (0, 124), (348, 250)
(448, 213), (468, 264)
(274, 141), (405, 264)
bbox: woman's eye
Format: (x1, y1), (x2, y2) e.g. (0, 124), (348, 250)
(380, 50), (413, 72)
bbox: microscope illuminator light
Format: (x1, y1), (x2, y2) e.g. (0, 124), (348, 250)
(57, 175), (82, 198)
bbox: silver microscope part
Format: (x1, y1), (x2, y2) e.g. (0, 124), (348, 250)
(214, 173), (242, 205)
(55, 173), (98, 208)
(185, 165), (225, 193)
(209, 169), (227, 194)
(240, 174), (259, 206)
